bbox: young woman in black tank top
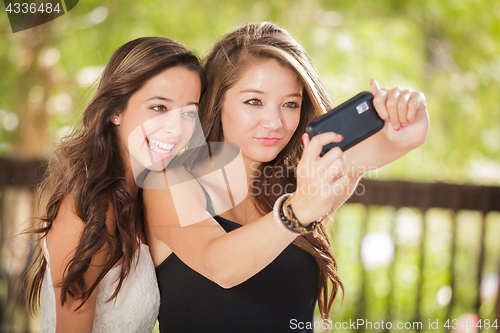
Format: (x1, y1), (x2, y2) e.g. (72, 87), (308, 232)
(143, 22), (430, 332)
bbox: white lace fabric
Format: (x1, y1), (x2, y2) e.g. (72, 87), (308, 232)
(39, 242), (160, 333)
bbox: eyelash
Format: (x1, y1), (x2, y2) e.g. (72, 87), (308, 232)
(151, 105), (198, 118)
(244, 99), (262, 106)
(243, 99), (300, 109)
(183, 110), (198, 119)
(284, 101), (300, 109)
(151, 105), (167, 112)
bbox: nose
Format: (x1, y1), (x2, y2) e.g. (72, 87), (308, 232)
(160, 109), (183, 137)
(261, 105), (283, 130)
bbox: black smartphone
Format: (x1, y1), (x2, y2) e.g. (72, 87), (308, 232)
(305, 91), (384, 156)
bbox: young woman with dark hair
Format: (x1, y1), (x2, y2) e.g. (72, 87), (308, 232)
(25, 36), (204, 332)
(144, 22), (429, 332)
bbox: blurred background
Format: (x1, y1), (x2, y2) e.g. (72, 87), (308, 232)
(1, 0), (499, 332)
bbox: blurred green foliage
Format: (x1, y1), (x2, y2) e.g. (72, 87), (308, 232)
(1, 0), (500, 332)
(1, 0), (499, 183)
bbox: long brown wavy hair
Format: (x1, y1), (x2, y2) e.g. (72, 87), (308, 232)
(199, 22), (343, 319)
(25, 36), (204, 314)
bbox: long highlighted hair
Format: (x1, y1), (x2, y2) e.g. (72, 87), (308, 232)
(199, 22), (343, 319)
(25, 36), (204, 313)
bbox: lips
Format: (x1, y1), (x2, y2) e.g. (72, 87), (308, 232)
(147, 137), (177, 158)
(255, 137), (281, 146)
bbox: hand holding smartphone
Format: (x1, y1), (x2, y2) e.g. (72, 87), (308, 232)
(305, 91), (384, 156)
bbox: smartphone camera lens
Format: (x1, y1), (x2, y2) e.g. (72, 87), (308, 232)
(356, 101), (369, 114)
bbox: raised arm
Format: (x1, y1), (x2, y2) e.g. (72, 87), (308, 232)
(144, 132), (349, 288)
(305, 80), (431, 214)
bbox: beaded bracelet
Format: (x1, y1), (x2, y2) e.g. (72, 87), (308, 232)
(279, 198), (301, 234)
(285, 193), (330, 237)
(273, 193), (333, 237)
(282, 195), (319, 235)
(273, 193), (300, 236)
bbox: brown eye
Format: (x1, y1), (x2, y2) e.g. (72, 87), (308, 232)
(244, 99), (262, 106)
(151, 105), (167, 112)
(283, 102), (300, 109)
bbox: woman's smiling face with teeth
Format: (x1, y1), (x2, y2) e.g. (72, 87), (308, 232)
(113, 66), (201, 174)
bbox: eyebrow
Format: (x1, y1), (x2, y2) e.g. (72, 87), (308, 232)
(145, 96), (199, 106)
(239, 89), (302, 98)
(146, 96), (174, 103)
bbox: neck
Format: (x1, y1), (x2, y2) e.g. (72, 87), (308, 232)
(242, 155), (260, 186)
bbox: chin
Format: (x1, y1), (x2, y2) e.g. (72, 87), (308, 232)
(133, 156), (166, 176)
(137, 146), (176, 171)
(146, 161), (166, 172)
(249, 149), (281, 164)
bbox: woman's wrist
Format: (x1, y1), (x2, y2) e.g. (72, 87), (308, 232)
(273, 193), (320, 236)
(289, 192), (315, 225)
(273, 193), (300, 236)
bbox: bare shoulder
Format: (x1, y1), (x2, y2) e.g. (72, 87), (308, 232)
(50, 194), (85, 243)
(48, 193), (116, 272)
(143, 166), (212, 228)
(52, 193), (116, 237)
(144, 166), (205, 203)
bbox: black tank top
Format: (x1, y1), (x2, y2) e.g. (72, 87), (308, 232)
(156, 184), (318, 333)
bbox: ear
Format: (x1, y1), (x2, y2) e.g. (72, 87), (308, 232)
(111, 114), (121, 125)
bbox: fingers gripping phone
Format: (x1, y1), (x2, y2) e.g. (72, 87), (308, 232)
(305, 91), (384, 156)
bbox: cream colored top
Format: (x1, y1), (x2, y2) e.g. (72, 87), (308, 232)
(39, 240), (160, 333)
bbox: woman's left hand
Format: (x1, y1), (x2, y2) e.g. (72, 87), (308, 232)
(370, 79), (429, 148)
(325, 80), (430, 224)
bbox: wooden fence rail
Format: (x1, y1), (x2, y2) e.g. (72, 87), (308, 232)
(1, 158), (499, 332)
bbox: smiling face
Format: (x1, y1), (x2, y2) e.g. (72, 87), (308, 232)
(220, 58), (303, 168)
(112, 66), (202, 176)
